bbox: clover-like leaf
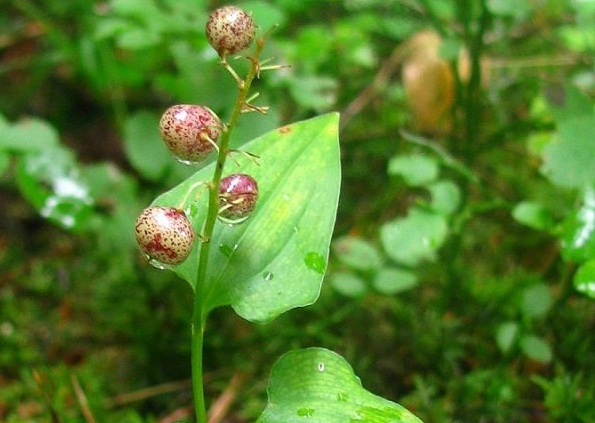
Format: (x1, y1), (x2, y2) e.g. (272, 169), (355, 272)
(380, 207), (448, 266)
(561, 188), (595, 263)
(153, 114), (341, 323)
(574, 259), (595, 299)
(257, 348), (424, 423)
(388, 154), (439, 187)
(541, 116), (595, 189)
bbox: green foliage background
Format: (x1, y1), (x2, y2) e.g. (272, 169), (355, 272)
(1, 0), (595, 422)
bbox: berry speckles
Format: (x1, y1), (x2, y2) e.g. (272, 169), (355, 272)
(206, 6), (256, 56)
(219, 173), (259, 223)
(135, 206), (195, 267)
(159, 104), (221, 164)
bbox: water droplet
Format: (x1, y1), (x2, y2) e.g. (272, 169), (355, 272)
(172, 153), (202, 166)
(185, 202), (199, 217)
(337, 392), (348, 402)
(219, 244), (234, 258)
(263, 271), (274, 282)
(317, 362), (325, 372)
(148, 257), (174, 270)
(297, 408), (315, 417)
(304, 252), (326, 274)
(218, 214), (250, 227)
(283, 194), (290, 201)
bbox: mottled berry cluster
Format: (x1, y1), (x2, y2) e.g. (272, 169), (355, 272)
(219, 174), (259, 222)
(206, 6), (256, 56)
(135, 206), (195, 266)
(159, 104), (221, 164)
(135, 5), (261, 268)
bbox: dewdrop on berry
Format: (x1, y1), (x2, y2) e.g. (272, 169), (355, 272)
(135, 206), (195, 269)
(206, 6), (256, 56)
(159, 104), (222, 165)
(218, 173), (259, 225)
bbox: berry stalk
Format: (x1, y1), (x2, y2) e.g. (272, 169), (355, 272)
(191, 33), (268, 423)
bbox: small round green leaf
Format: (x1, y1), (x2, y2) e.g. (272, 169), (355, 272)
(427, 180), (461, 215)
(561, 189), (595, 262)
(521, 284), (553, 319)
(380, 208), (448, 266)
(573, 259), (595, 299)
(388, 154), (439, 187)
(541, 116), (595, 189)
(496, 321), (519, 353)
(373, 267), (418, 295)
(512, 201), (555, 232)
(257, 348), (424, 423)
(16, 147), (92, 230)
(520, 335), (553, 363)
(333, 236), (383, 271)
(330, 272), (367, 298)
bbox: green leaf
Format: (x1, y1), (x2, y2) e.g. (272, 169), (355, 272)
(520, 335), (553, 363)
(123, 111), (172, 181)
(288, 75), (338, 111)
(521, 284), (553, 319)
(496, 321), (519, 353)
(154, 114), (341, 322)
(333, 236), (383, 271)
(549, 85), (593, 124)
(15, 147), (93, 230)
(561, 189), (595, 262)
(573, 259), (595, 299)
(241, 0), (286, 29)
(388, 154), (439, 187)
(380, 208), (448, 266)
(373, 267), (418, 295)
(330, 272), (368, 298)
(117, 27), (161, 50)
(541, 115), (595, 189)
(487, 0), (531, 18)
(427, 180), (461, 215)
(512, 201), (555, 231)
(0, 118), (60, 153)
(257, 348), (424, 423)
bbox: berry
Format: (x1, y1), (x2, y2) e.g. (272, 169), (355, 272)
(135, 206), (195, 266)
(159, 104), (221, 164)
(219, 173), (259, 222)
(206, 6), (256, 56)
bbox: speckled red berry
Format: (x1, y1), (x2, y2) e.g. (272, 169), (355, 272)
(135, 206), (195, 266)
(206, 6), (256, 56)
(159, 104), (221, 164)
(219, 173), (259, 221)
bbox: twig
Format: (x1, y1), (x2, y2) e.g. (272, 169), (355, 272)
(70, 373), (97, 423)
(32, 369), (63, 423)
(399, 129), (478, 183)
(340, 44), (408, 130)
(104, 379), (192, 408)
(157, 405), (194, 423)
(488, 55), (583, 69)
(207, 373), (247, 423)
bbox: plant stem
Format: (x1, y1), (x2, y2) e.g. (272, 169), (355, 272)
(191, 36), (268, 423)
